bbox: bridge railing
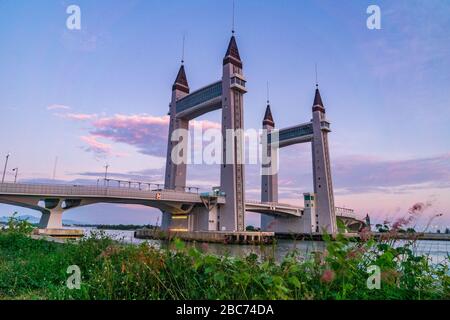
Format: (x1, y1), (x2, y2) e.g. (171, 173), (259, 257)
(175, 81), (222, 114)
(99, 179), (200, 194)
(0, 182), (203, 202)
(335, 207), (356, 218)
(245, 200), (302, 209)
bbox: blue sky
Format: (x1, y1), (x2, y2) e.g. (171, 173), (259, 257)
(0, 0), (449, 229)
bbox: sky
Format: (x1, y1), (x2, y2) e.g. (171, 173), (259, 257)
(0, 0), (449, 230)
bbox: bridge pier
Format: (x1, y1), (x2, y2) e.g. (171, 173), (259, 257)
(165, 198), (220, 232)
(39, 208), (64, 229)
(161, 212), (172, 230)
(38, 199), (64, 229)
(0, 191), (84, 237)
(189, 205), (219, 231)
(36, 199), (84, 237)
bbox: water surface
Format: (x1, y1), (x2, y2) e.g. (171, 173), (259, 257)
(78, 227), (449, 264)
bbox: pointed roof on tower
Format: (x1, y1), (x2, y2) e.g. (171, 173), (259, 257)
(312, 85), (325, 113)
(314, 87), (323, 107)
(225, 35), (241, 60)
(223, 35), (242, 68)
(172, 64), (189, 93)
(263, 103), (275, 127)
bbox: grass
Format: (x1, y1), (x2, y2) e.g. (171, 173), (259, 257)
(0, 216), (448, 300)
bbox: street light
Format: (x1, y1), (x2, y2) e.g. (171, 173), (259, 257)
(12, 168), (18, 183)
(1, 153), (11, 184)
(104, 164), (109, 186)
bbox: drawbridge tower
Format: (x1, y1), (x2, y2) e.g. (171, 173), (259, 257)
(162, 34), (247, 232)
(220, 34), (247, 231)
(311, 86), (336, 233)
(261, 102), (278, 230)
(162, 63), (190, 229)
(260, 86), (337, 234)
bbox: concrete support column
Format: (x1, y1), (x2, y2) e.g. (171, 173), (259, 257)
(219, 36), (246, 232)
(302, 193), (317, 233)
(261, 126), (279, 231)
(163, 65), (190, 230)
(39, 208), (64, 229)
(311, 88), (337, 234)
(189, 205), (218, 231)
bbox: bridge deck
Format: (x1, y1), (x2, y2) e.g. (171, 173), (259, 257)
(0, 183), (306, 218)
(269, 122), (313, 147)
(245, 200), (304, 217)
(0, 183), (219, 204)
(175, 81), (222, 119)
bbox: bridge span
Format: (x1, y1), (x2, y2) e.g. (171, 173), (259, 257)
(0, 182), (308, 232)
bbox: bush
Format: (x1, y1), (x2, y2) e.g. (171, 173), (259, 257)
(0, 227), (448, 300)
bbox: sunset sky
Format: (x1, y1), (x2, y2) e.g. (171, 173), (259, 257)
(0, 0), (449, 229)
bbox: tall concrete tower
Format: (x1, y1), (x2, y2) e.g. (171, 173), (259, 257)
(220, 35), (247, 231)
(261, 103), (278, 230)
(311, 86), (337, 234)
(162, 64), (190, 229)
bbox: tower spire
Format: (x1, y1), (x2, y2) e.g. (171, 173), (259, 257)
(313, 87), (324, 108)
(313, 64), (325, 110)
(223, 34), (242, 67)
(263, 82), (274, 127)
(315, 63), (318, 88)
(172, 34), (189, 93)
(232, 0), (235, 35)
(181, 34), (185, 65)
(263, 104), (274, 127)
(313, 86), (324, 107)
(223, 0), (242, 67)
(172, 64), (189, 93)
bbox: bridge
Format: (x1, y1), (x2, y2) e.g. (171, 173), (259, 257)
(0, 182), (309, 231)
(245, 200), (303, 217)
(0, 33), (365, 236)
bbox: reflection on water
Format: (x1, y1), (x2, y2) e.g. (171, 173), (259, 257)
(79, 228), (449, 264)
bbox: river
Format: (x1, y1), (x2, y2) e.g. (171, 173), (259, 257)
(77, 227), (449, 265)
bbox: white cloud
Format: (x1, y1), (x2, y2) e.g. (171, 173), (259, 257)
(47, 104), (71, 110)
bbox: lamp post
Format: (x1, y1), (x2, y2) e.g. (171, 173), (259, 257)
(104, 164), (109, 186)
(1, 153), (11, 184)
(12, 168), (18, 183)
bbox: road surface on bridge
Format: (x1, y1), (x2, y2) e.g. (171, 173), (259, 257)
(0, 182), (303, 217)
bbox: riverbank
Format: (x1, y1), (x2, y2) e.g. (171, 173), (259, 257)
(134, 229), (275, 244)
(0, 222), (448, 299)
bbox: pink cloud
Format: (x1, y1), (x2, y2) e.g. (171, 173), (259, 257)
(332, 153), (450, 192)
(51, 112), (220, 158)
(80, 135), (112, 156)
(90, 114), (220, 156)
(93, 114), (169, 128)
(62, 113), (98, 121)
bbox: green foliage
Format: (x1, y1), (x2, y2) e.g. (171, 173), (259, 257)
(0, 227), (448, 300)
(375, 223), (390, 233)
(5, 212), (34, 235)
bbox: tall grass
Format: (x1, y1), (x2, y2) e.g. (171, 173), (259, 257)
(0, 217), (448, 300)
